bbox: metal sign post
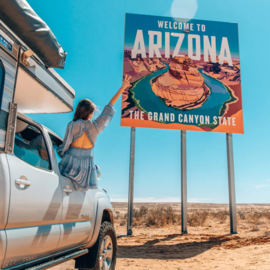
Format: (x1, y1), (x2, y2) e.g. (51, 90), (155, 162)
(226, 133), (237, 234)
(181, 130), (188, 234)
(127, 127), (136, 235)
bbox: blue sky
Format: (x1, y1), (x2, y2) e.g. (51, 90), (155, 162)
(27, 0), (270, 203)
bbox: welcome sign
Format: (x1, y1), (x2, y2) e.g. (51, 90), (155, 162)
(121, 13), (243, 134)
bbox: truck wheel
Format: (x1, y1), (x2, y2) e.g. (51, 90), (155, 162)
(93, 221), (117, 270)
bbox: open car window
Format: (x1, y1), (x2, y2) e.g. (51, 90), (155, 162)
(14, 119), (51, 170)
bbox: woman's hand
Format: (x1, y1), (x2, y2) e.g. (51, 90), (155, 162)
(110, 75), (132, 105)
(122, 75), (132, 89)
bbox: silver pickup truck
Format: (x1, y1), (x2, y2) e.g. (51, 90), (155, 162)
(1, 112), (117, 270)
(0, 8), (117, 270)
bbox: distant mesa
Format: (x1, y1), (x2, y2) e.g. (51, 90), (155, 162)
(206, 62), (241, 83)
(123, 50), (166, 83)
(193, 55), (241, 85)
(152, 56), (210, 110)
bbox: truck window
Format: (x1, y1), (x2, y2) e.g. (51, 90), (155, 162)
(48, 133), (62, 164)
(14, 119), (51, 170)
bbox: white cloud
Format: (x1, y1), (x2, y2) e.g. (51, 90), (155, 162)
(255, 184), (270, 189)
(254, 179), (270, 189)
(170, 0), (198, 19)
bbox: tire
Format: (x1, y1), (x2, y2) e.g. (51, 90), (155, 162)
(77, 221), (117, 270)
(92, 221), (117, 270)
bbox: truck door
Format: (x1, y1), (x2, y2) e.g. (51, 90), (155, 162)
(48, 133), (95, 251)
(3, 118), (62, 268)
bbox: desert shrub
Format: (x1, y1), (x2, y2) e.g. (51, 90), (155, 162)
(120, 220), (126, 226)
(238, 211), (246, 220)
(263, 211), (270, 221)
(114, 210), (121, 219)
(145, 206), (181, 227)
(246, 212), (262, 225)
(188, 211), (209, 226)
(145, 209), (158, 226)
(132, 206), (148, 218)
(236, 209), (270, 225)
(139, 206), (148, 216)
(211, 211), (228, 223)
(133, 209), (140, 219)
(188, 211), (199, 226)
(124, 206), (170, 225)
(121, 206), (150, 225)
(240, 210), (270, 226)
(257, 211), (270, 221)
(250, 225), (259, 232)
(133, 206), (149, 225)
(200, 211), (209, 225)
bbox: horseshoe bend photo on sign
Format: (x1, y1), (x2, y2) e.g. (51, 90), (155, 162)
(121, 13), (244, 134)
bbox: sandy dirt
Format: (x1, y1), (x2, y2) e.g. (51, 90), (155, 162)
(51, 203), (270, 270)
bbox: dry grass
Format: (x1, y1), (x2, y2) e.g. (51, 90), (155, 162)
(238, 210), (270, 225)
(113, 205), (270, 229)
(118, 206), (182, 227)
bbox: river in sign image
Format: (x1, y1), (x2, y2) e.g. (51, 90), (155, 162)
(131, 63), (231, 126)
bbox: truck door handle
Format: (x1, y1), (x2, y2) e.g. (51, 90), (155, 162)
(63, 185), (72, 193)
(15, 177), (31, 188)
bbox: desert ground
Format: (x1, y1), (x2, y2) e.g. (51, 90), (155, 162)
(52, 203), (270, 270)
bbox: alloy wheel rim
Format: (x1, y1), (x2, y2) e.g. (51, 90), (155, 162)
(99, 235), (113, 270)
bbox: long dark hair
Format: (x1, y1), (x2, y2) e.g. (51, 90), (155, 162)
(73, 99), (96, 121)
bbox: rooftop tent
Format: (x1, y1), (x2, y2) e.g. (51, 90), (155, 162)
(14, 58), (75, 114)
(0, 1), (75, 114)
(0, 0), (66, 69)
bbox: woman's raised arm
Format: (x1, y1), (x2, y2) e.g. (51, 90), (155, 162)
(93, 75), (132, 134)
(110, 75), (131, 105)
